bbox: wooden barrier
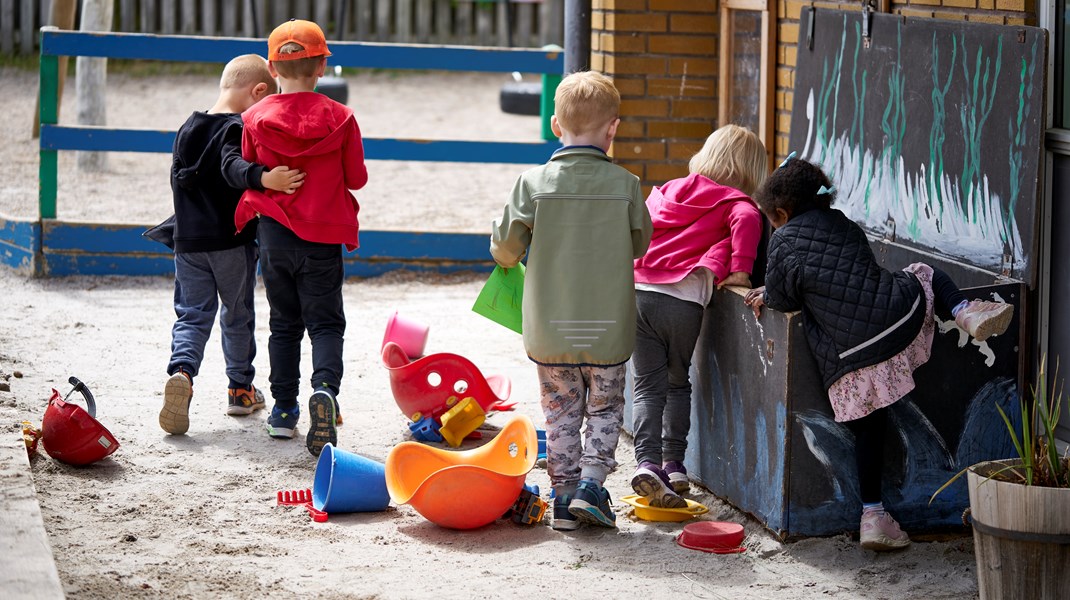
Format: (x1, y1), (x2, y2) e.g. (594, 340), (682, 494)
(1, 0), (561, 55)
(18, 28), (565, 277)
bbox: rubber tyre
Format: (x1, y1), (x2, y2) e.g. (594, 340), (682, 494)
(500, 81), (542, 116)
(316, 75), (349, 105)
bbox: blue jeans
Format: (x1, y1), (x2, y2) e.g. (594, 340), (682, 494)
(258, 218), (345, 406)
(168, 244), (258, 388)
(630, 290), (704, 467)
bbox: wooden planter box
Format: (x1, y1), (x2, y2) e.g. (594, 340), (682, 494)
(968, 460), (1070, 598)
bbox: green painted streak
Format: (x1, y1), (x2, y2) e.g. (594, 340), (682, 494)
(959, 36), (1003, 222)
(928, 32), (957, 226)
(540, 73), (561, 142)
(850, 22), (862, 146)
(39, 53), (59, 220)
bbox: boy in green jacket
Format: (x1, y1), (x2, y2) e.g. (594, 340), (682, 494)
(490, 71), (653, 530)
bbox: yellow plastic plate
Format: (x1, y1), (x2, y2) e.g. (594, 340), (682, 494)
(621, 494), (709, 522)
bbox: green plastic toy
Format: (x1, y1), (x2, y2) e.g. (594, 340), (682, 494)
(472, 264), (524, 334)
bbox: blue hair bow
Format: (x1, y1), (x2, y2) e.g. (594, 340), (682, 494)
(817, 185), (836, 196)
(778, 151), (797, 169)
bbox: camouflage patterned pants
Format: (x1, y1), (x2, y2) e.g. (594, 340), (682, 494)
(536, 364), (627, 494)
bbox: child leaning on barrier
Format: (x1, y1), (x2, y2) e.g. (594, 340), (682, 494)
(159, 54), (305, 436)
(234, 19), (369, 457)
(743, 156), (1014, 551)
(629, 124), (768, 508)
(490, 71), (653, 531)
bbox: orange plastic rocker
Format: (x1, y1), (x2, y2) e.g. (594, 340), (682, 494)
(381, 341), (516, 423)
(385, 414), (538, 529)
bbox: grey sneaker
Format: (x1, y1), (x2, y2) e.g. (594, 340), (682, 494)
(568, 479), (616, 528)
(160, 371), (193, 435)
(631, 462), (687, 508)
(306, 387), (338, 457)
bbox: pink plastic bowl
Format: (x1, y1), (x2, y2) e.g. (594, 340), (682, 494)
(382, 311), (430, 359)
(676, 521), (746, 554)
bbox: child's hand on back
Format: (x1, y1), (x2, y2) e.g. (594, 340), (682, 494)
(718, 271), (751, 289)
(743, 286), (766, 318)
(262, 166), (305, 194)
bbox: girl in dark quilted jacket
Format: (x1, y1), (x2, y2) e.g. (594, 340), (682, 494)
(744, 156), (1013, 551)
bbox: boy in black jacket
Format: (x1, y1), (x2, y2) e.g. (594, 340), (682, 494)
(158, 54), (304, 435)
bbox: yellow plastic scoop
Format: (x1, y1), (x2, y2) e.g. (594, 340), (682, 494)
(621, 494), (709, 522)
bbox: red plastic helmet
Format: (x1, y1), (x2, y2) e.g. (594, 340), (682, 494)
(41, 377), (120, 466)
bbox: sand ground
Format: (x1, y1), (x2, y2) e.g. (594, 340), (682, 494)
(0, 65), (980, 599)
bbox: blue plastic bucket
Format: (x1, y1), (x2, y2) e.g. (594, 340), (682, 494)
(313, 443), (390, 513)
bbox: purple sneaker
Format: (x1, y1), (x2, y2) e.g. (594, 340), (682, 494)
(663, 461), (690, 494)
(631, 462), (687, 508)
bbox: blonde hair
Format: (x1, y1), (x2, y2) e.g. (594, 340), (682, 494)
(272, 42), (325, 79)
(220, 54), (277, 93)
(688, 125), (768, 195)
(553, 71), (620, 136)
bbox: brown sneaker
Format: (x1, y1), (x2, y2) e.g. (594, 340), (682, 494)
(160, 371), (193, 435)
(227, 385), (266, 416)
(955, 300), (1014, 342)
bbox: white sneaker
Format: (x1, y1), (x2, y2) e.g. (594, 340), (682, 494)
(860, 510), (911, 551)
(955, 300), (1013, 342)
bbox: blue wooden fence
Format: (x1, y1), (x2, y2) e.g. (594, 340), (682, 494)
(12, 28), (564, 277)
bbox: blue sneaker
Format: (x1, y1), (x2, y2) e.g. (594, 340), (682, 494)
(306, 387), (338, 457)
(569, 479), (616, 528)
(552, 493), (580, 531)
(267, 404), (299, 439)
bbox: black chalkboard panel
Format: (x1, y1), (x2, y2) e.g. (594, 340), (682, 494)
(788, 8), (1046, 284)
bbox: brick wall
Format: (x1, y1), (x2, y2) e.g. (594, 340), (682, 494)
(594, 0), (1037, 185)
(592, 0), (719, 192)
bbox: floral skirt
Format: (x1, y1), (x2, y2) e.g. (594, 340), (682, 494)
(827, 262), (936, 422)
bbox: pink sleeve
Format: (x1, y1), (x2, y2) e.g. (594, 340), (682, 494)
(727, 202), (762, 274)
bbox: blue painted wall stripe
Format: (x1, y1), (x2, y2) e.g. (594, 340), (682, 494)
(40, 125), (559, 164)
(40, 31), (564, 74)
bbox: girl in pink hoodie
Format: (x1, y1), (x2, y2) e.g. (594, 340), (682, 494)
(630, 125), (768, 507)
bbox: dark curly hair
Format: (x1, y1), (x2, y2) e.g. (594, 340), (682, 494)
(753, 156), (835, 219)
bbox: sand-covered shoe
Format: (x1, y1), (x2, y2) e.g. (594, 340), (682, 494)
(160, 371), (193, 435)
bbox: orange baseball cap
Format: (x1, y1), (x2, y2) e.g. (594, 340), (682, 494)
(268, 19), (332, 61)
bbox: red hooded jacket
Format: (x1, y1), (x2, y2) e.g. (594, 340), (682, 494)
(633, 173), (762, 285)
(235, 92), (368, 251)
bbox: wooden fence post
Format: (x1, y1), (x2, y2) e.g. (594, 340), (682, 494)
(76, 0), (114, 173)
(32, 0), (77, 139)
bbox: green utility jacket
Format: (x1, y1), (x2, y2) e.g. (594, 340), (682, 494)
(491, 146), (653, 366)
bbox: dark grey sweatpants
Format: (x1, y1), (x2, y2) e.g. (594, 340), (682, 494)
(630, 290), (704, 467)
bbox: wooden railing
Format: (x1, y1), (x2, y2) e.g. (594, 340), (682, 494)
(3, 0), (562, 55)
(37, 28), (564, 219)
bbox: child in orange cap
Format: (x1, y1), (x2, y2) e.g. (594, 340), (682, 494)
(236, 19), (369, 457)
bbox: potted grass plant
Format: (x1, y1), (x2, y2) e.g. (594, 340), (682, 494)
(932, 357), (1070, 598)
